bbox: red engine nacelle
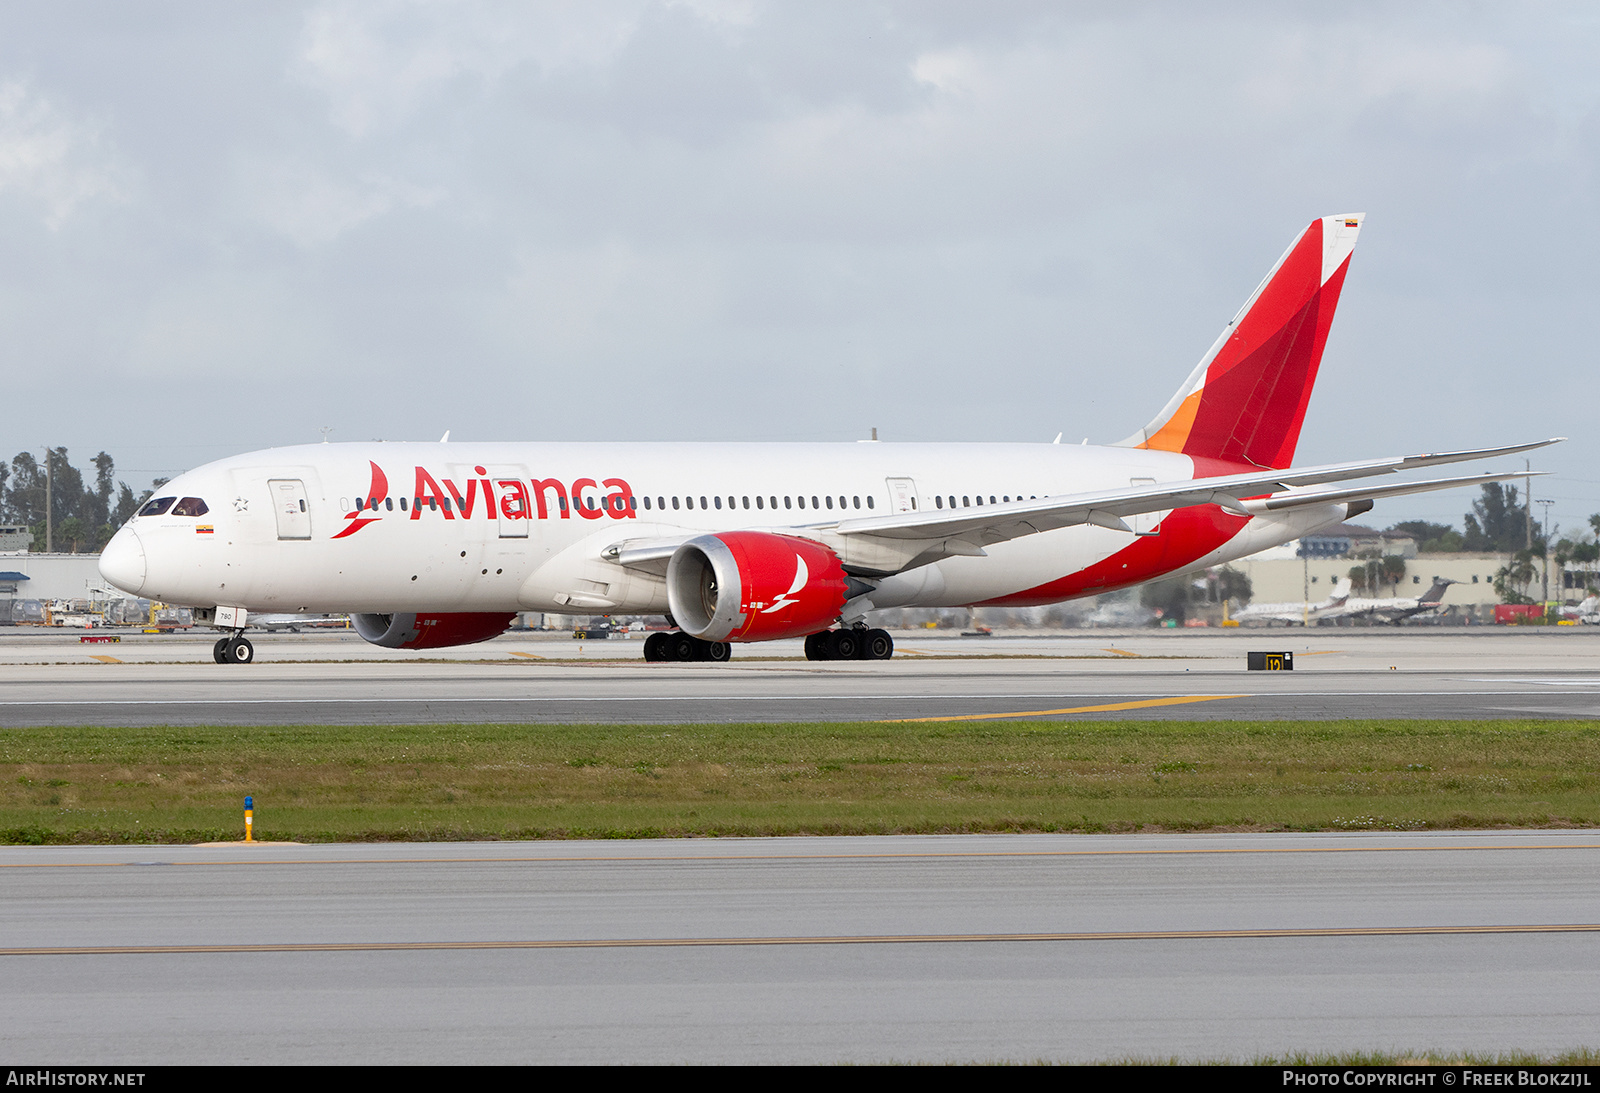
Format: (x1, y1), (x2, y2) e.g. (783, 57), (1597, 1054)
(666, 532), (849, 642)
(352, 611), (516, 649)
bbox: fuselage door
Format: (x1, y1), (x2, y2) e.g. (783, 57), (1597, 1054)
(268, 479), (312, 540)
(454, 465), (531, 539)
(885, 477), (919, 514)
(493, 467), (531, 539)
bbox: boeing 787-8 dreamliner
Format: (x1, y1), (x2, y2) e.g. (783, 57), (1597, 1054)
(98, 214), (1557, 663)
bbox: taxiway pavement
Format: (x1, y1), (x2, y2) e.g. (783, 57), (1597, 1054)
(3, 628), (1600, 724)
(2, 831), (1596, 1063)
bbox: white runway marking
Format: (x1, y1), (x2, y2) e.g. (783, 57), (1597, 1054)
(1457, 677), (1600, 686)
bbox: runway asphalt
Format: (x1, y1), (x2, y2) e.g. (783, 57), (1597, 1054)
(5, 633), (1599, 1063)
(2, 831), (1596, 1064)
(3, 627), (1600, 724)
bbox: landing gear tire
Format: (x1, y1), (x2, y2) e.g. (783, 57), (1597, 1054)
(861, 628), (894, 660)
(804, 632), (830, 661)
(670, 633), (700, 661)
(223, 636), (254, 664)
(643, 632), (669, 662)
(658, 632), (732, 662)
(212, 637), (230, 664)
(806, 629), (893, 661)
(827, 629), (859, 660)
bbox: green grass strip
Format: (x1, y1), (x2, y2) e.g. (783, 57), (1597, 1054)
(3, 719), (1599, 844)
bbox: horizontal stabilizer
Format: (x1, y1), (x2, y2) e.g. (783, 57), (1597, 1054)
(1238, 470), (1548, 514)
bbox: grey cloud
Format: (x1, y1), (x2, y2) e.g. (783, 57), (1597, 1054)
(0, 1), (1595, 532)
(0, 78), (128, 227)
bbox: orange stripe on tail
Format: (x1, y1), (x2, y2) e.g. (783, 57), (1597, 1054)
(1119, 214), (1361, 470)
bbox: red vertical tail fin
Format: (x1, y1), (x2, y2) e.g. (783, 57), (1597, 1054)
(1117, 214), (1362, 469)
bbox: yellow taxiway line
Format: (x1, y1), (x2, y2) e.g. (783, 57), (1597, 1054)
(6, 922), (1599, 957)
(882, 693), (1248, 722)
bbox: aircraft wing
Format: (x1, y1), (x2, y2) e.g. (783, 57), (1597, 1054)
(1364, 603), (1428, 622)
(1238, 609), (1316, 624)
(605, 438), (1559, 575)
(830, 439), (1561, 547)
(601, 537), (693, 577)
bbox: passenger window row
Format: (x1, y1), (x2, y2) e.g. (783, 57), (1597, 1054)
(346, 494), (639, 513)
(638, 495), (875, 513)
(142, 489), (1039, 523)
(933, 494), (1037, 509)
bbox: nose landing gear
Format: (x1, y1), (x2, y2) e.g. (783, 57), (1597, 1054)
(212, 634), (255, 664)
(198, 607), (256, 665)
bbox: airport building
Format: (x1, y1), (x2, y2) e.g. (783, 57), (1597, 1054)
(0, 553), (127, 624)
(1229, 544), (1514, 607)
(1223, 519), (1600, 612)
(0, 552), (113, 601)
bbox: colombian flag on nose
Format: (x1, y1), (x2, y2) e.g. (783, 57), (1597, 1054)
(196, 525), (214, 535)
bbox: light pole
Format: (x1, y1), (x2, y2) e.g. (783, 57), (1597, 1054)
(29, 447), (56, 553)
(43, 446), (52, 553)
(1537, 499), (1555, 603)
(1302, 547), (1309, 626)
(1525, 461), (1533, 555)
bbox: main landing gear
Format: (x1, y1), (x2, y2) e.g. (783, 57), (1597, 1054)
(212, 633), (255, 664)
(804, 628), (894, 661)
(642, 631), (732, 662)
(640, 628), (895, 663)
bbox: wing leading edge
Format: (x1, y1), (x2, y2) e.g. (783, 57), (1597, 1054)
(828, 438), (1562, 545)
(605, 437), (1561, 577)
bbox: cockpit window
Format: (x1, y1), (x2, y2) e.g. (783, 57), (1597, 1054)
(138, 497), (176, 517)
(172, 497), (210, 517)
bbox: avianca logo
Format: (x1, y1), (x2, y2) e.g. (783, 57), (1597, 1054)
(760, 556), (809, 614)
(332, 462), (637, 539)
(333, 462), (390, 539)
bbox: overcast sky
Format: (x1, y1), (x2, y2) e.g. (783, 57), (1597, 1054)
(2, 1), (1596, 536)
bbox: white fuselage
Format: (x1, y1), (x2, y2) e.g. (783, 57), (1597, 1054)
(99, 440), (1349, 628)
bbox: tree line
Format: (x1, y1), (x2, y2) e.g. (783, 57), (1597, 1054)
(0, 449), (166, 553)
(1388, 482), (1548, 553)
(1387, 483), (1600, 604)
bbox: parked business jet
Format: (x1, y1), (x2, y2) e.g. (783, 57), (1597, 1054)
(98, 214), (1558, 664)
(1326, 578), (1457, 625)
(1231, 578), (1353, 627)
(1561, 595), (1600, 624)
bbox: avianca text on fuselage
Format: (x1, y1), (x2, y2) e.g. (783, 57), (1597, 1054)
(334, 461), (637, 538)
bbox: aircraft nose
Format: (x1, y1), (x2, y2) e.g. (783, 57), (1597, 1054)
(99, 526), (146, 595)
